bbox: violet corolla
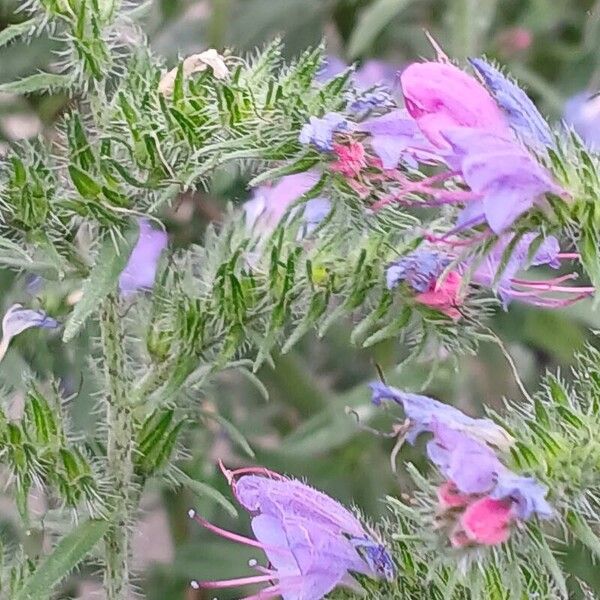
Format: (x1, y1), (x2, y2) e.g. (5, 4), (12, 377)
(370, 384), (552, 547)
(119, 219), (168, 295)
(189, 466), (395, 599)
(0, 303), (59, 363)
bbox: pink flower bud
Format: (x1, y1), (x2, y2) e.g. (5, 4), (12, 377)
(415, 270), (463, 319)
(331, 141), (367, 178)
(460, 496), (513, 546)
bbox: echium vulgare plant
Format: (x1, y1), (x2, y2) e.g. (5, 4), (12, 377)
(3, 2), (600, 600)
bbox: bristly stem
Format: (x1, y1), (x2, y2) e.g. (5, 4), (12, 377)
(100, 293), (133, 599)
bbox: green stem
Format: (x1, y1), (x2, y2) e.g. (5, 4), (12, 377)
(100, 294), (133, 600)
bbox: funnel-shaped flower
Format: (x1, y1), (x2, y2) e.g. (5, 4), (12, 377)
(190, 467), (395, 599)
(0, 304), (59, 363)
(369, 382), (511, 449)
(400, 61), (509, 148)
(119, 219), (168, 295)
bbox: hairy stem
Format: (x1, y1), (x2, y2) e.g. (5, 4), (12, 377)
(100, 294), (133, 599)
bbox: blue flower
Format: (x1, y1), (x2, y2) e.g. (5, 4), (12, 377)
(386, 250), (451, 293)
(369, 382), (511, 448)
(469, 58), (554, 148)
(299, 113), (350, 152)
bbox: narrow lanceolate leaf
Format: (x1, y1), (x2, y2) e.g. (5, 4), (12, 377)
(200, 410), (255, 458)
(15, 519), (110, 600)
(566, 511), (600, 560)
(347, 0), (412, 59)
(0, 18), (37, 48)
(62, 230), (138, 342)
(172, 469), (237, 517)
(0, 73), (74, 95)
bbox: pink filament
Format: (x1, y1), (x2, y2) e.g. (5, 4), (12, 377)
(194, 573), (276, 589)
(189, 512), (265, 549)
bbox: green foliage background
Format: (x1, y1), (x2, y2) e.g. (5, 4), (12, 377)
(1, 0), (600, 598)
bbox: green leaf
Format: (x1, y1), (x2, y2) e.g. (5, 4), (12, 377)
(173, 469), (237, 517)
(200, 411), (255, 458)
(567, 511), (600, 561)
(347, 0), (412, 59)
(0, 73), (74, 95)
(15, 519), (109, 600)
(0, 18), (37, 48)
(62, 230), (138, 342)
(69, 165), (103, 199)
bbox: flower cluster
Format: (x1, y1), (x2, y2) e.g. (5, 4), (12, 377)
(294, 55), (596, 318)
(189, 465), (395, 599)
(371, 383), (552, 547)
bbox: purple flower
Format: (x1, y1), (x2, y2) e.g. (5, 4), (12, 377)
(563, 92), (600, 150)
(469, 58), (553, 148)
(359, 109), (441, 169)
(442, 128), (565, 233)
(119, 219), (168, 296)
(472, 233), (559, 303)
(299, 113), (350, 152)
(491, 473), (553, 520)
(386, 249), (451, 292)
(189, 467), (395, 598)
(370, 382), (511, 448)
(428, 424), (553, 520)
(244, 171), (330, 235)
(317, 57), (397, 90)
(427, 422), (504, 494)
(0, 303), (59, 362)
(468, 233), (593, 308)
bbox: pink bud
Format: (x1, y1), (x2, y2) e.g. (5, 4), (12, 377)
(331, 141), (366, 178)
(415, 270), (463, 320)
(400, 62), (509, 148)
(460, 496), (512, 546)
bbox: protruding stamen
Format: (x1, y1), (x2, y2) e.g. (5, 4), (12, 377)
(194, 573), (277, 589)
(190, 580), (200, 589)
(189, 513), (265, 549)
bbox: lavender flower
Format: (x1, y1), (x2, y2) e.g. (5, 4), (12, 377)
(426, 422), (504, 494)
(119, 219), (168, 296)
(359, 109), (441, 169)
(244, 171), (330, 235)
(386, 250), (451, 292)
(469, 58), (553, 148)
(0, 303), (59, 363)
(299, 113), (350, 152)
(470, 233), (593, 308)
(189, 467), (395, 598)
(370, 382), (512, 448)
(442, 128), (565, 232)
(563, 91), (600, 150)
